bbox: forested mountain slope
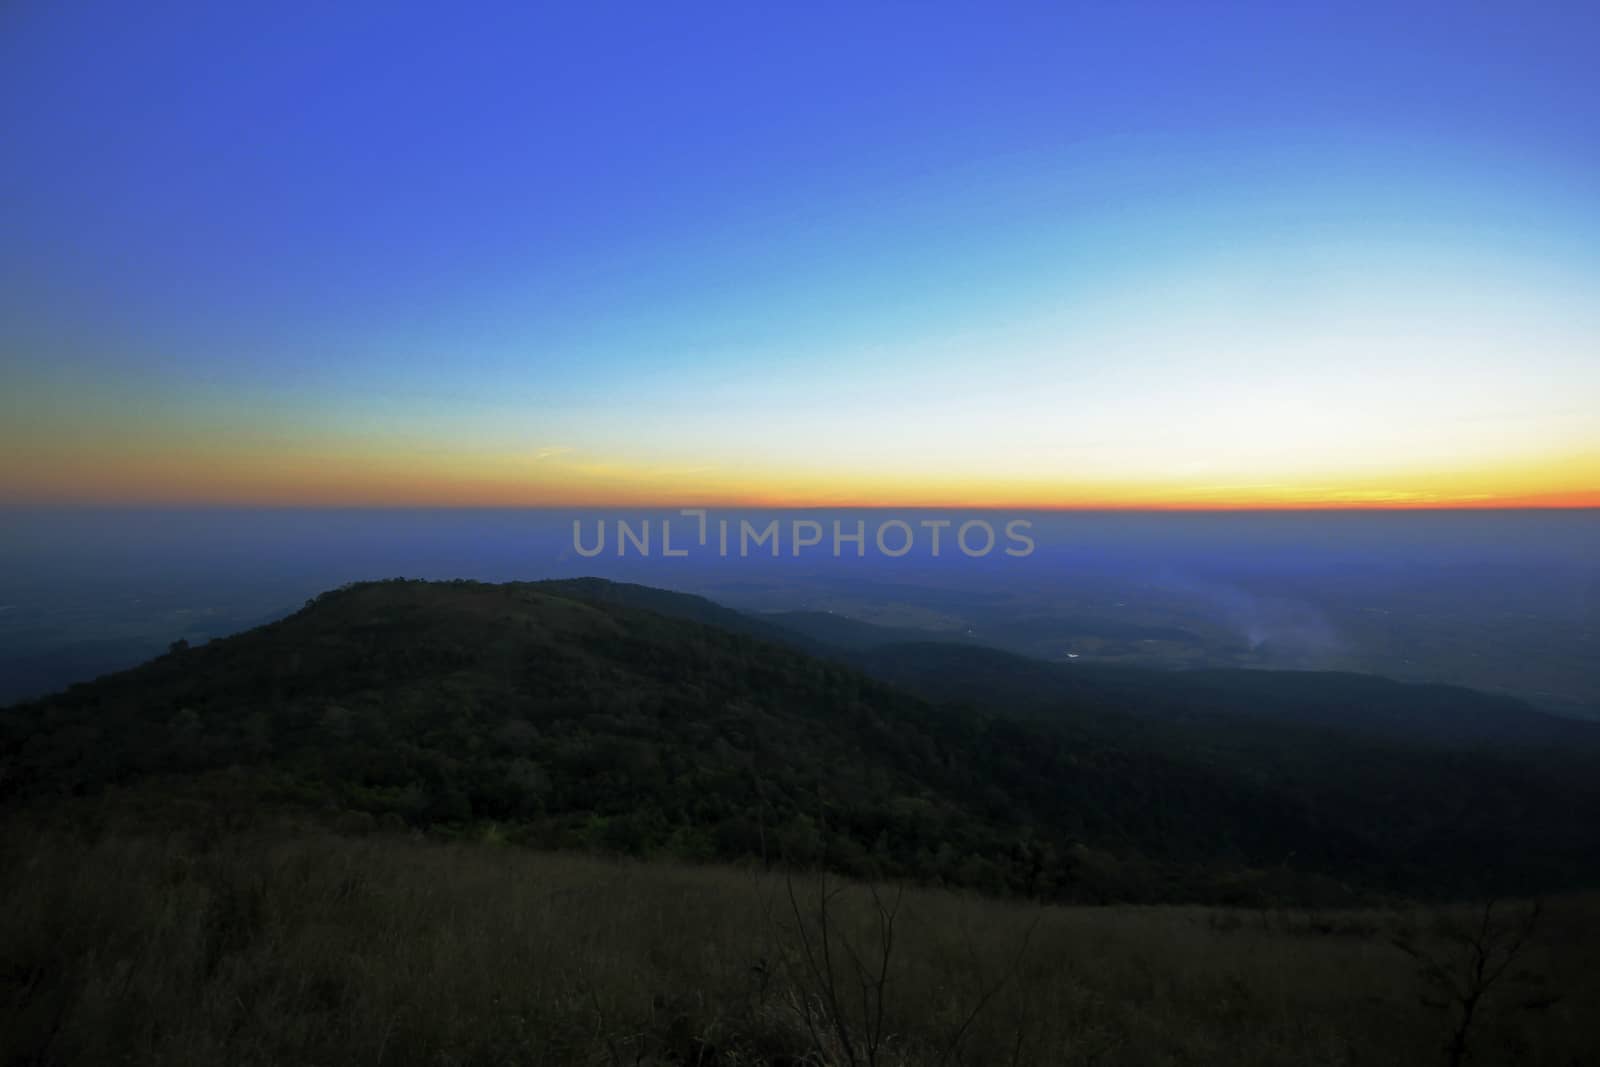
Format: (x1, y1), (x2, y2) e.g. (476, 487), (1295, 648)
(4, 578), (1596, 902)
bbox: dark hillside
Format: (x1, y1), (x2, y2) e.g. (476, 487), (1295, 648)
(4, 579), (1596, 902)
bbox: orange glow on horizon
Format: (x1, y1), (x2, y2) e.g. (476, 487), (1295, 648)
(3, 440), (1595, 510)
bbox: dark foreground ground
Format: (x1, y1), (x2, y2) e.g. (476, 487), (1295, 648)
(3, 820), (1594, 1067)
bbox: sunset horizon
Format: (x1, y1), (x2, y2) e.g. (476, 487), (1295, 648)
(3, 448), (1595, 510)
(5, 6), (1599, 511)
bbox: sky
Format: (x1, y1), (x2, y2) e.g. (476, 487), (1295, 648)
(1, 2), (1597, 508)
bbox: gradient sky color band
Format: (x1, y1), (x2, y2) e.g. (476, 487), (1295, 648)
(2, 3), (1596, 508)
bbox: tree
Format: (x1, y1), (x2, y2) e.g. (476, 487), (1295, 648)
(1391, 899), (1554, 1067)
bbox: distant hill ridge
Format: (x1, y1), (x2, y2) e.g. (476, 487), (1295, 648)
(530, 577), (1598, 751)
(4, 577), (1598, 903)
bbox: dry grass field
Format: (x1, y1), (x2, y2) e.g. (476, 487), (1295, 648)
(3, 821), (1595, 1067)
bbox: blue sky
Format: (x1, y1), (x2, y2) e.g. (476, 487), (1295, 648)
(2, 2), (1597, 505)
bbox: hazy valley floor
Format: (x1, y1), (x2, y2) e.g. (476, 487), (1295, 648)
(3, 821), (1595, 1067)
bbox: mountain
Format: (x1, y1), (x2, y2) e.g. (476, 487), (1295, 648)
(846, 640), (1600, 750)
(517, 580), (1597, 752)
(760, 609), (977, 652)
(3, 577), (1597, 903)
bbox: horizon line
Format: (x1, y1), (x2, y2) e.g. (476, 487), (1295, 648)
(3, 501), (1596, 513)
